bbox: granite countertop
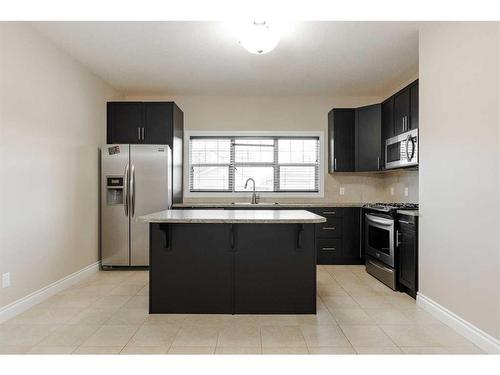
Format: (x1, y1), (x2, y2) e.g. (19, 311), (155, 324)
(172, 202), (364, 208)
(397, 210), (419, 217)
(138, 209), (327, 224)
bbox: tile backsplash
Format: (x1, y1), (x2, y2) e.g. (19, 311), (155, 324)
(184, 170), (418, 205)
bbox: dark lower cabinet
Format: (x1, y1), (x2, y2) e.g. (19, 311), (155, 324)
(173, 206), (362, 266)
(149, 223), (233, 314)
(397, 214), (418, 298)
(234, 224), (316, 314)
(314, 207), (361, 265)
(149, 222), (316, 314)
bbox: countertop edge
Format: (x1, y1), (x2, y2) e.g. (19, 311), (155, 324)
(138, 209), (327, 224)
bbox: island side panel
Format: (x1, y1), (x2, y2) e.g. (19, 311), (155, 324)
(234, 223), (317, 314)
(149, 223), (234, 314)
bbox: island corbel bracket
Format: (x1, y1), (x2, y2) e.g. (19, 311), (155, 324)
(229, 224), (237, 251)
(296, 223), (304, 250)
(158, 223), (171, 251)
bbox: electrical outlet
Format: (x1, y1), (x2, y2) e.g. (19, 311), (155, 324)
(2, 272), (10, 288)
(339, 187), (345, 195)
(390, 187), (395, 196)
(404, 187), (409, 197)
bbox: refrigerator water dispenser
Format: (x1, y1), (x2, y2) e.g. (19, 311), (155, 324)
(106, 176), (124, 205)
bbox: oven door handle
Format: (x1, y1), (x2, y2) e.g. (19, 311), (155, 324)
(365, 214), (393, 227)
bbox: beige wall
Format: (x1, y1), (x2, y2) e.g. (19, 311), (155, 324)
(124, 94), (418, 204)
(0, 23), (120, 308)
(419, 22), (500, 339)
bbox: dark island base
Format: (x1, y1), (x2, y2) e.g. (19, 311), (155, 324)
(149, 223), (317, 314)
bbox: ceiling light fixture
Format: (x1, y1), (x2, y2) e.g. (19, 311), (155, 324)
(238, 21), (280, 55)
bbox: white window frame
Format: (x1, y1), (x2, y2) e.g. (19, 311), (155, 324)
(184, 130), (325, 198)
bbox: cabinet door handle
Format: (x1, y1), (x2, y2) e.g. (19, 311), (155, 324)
(334, 158), (337, 171)
(377, 156), (380, 170)
(322, 211), (336, 215)
(396, 230), (401, 247)
(141, 127), (145, 141)
(137, 127), (141, 141)
(321, 247), (336, 251)
(322, 227), (336, 230)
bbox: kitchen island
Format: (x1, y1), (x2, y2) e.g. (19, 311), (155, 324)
(138, 209), (326, 314)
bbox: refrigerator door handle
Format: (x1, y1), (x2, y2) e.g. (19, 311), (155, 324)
(124, 163), (129, 216)
(131, 164), (136, 217)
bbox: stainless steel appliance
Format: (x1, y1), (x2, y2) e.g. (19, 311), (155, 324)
(385, 129), (418, 169)
(100, 144), (172, 267)
(363, 203), (418, 290)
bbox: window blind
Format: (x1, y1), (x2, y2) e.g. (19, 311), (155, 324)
(189, 136), (320, 193)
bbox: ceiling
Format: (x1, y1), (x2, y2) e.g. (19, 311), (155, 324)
(32, 21), (419, 96)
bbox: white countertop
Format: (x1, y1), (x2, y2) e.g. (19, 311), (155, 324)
(138, 209), (327, 224)
(172, 202), (363, 208)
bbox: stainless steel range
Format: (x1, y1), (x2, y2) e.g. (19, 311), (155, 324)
(363, 203), (418, 290)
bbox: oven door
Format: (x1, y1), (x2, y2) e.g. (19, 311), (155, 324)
(385, 129), (418, 169)
(365, 214), (395, 267)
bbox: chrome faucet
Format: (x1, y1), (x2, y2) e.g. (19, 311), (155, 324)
(244, 178), (259, 204)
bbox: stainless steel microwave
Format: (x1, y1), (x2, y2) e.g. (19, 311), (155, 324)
(385, 129), (418, 169)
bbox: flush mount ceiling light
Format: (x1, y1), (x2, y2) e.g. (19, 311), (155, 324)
(238, 21), (281, 55)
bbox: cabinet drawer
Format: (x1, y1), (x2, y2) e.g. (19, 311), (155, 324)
(315, 207), (344, 218)
(316, 218), (342, 238)
(317, 239), (343, 261)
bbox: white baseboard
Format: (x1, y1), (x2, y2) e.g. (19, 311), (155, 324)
(0, 261), (100, 323)
(417, 292), (500, 354)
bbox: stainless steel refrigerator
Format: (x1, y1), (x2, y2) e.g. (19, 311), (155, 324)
(100, 144), (172, 267)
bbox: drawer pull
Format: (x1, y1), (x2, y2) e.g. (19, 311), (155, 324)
(322, 227), (336, 230)
(322, 211), (337, 215)
(322, 247), (336, 251)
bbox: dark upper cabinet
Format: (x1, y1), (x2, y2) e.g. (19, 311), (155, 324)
(107, 101), (184, 204)
(328, 109), (355, 172)
(409, 81), (419, 130)
(381, 97), (394, 170)
(107, 102), (182, 146)
(355, 104), (382, 172)
(143, 102), (173, 145)
(107, 102), (144, 144)
(393, 79), (419, 135)
(381, 97), (394, 142)
(394, 86), (410, 135)
(398, 215), (418, 297)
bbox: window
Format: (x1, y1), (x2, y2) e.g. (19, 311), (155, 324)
(189, 135), (321, 193)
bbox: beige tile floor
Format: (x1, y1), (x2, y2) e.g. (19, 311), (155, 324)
(0, 265), (484, 355)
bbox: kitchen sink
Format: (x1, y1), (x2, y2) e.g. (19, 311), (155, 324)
(229, 202), (280, 206)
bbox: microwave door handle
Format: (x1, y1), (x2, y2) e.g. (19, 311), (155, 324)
(405, 135), (414, 161)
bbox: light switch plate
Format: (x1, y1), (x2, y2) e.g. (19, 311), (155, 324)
(404, 187), (409, 197)
(390, 187), (395, 196)
(2, 272), (10, 288)
(339, 187), (345, 195)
